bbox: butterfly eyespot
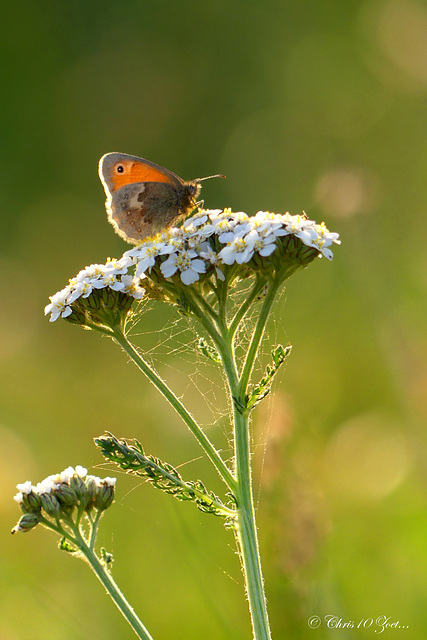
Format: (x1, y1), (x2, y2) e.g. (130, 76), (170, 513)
(115, 164), (125, 174)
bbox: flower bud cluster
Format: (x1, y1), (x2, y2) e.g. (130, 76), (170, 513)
(12, 466), (116, 533)
(45, 209), (340, 323)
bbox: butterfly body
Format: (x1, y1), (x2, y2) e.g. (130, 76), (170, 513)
(99, 152), (220, 244)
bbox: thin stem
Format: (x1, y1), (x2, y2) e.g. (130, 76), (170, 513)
(216, 273), (229, 326)
(38, 515), (69, 537)
(239, 278), (280, 397)
(229, 276), (266, 339)
(183, 289), (242, 396)
(182, 288), (224, 351)
(75, 532), (155, 640)
(213, 299), (240, 398)
(112, 327), (236, 492)
(89, 510), (103, 550)
(190, 286), (220, 323)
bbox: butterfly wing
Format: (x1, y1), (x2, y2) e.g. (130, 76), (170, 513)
(99, 152), (184, 193)
(99, 153), (198, 243)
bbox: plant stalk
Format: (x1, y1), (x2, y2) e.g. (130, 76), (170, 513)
(112, 328), (236, 492)
(239, 278), (280, 395)
(215, 291), (274, 640)
(234, 409), (272, 640)
(76, 534), (154, 640)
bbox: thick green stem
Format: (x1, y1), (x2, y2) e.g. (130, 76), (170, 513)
(234, 409), (272, 640)
(112, 327), (236, 492)
(76, 534), (154, 640)
(216, 301), (273, 640)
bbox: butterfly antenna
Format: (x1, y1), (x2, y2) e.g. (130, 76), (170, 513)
(196, 174), (226, 183)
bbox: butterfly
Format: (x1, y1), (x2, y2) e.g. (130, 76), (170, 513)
(98, 152), (224, 244)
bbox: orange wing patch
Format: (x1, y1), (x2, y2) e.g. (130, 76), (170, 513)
(110, 159), (174, 191)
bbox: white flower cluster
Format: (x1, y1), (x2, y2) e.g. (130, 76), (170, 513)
(44, 261), (145, 322)
(13, 466), (116, 504)
(45, 209), (340, 322)
(119, 209), (339, 284)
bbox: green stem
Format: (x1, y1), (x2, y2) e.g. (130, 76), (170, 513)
(217, 319), (273, 640)
(183, 289), (224, 351)
(190, 286), (220, 323)
(229, 276), (266, 339)
(89, 510), (103, 550)
(112, 327), (236, 492)
(148, 278), (273, 639)
(239, 279), (280, 397)
(76, 534), (154, 640)
(183, 289), (240, 392)
(233, 409), (272, 640)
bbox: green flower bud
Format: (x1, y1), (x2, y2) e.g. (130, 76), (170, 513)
(52, 483), (78, 506)
(65, 466), (88, 504)
(94, 478), (116, 511)
(20, 490), (43, 513)
(69, 475), (86, 500)
(83, 475), (99, 510)
(11, 512), (40, 534)
(40, 492), (61, 517)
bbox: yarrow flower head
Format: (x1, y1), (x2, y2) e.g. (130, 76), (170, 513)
(45, 209), (340, 326)
(12, 466), (117, 534)
(44, 260), (145, 330)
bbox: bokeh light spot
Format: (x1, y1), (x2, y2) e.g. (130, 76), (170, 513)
(322, 413), (410, 501)
(375, 0), (427, 87)
(314, 167), (380, 218)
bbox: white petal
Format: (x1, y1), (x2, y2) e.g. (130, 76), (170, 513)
(258, 243), (277, 257)
(215, 267), (225, 281)
(181, 268), (200, 285)
(218, 246), (236, 265)
(236, 248), (254, 264)
(160, 255), (178, 278)
(17, 481), (33, 494)
(49, 309), (62, 322)
(109, 280), (125, 291)
(218, 231), (236, 244)
(131, 288), (146, 299)
(320, 247), (333, 260)
(190, 259), (206, 274)
(116, 256), (134, 269)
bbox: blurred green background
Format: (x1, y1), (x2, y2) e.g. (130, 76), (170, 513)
(1, 0), (427, 638)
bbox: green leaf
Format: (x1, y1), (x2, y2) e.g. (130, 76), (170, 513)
(100, 547), (114, 570)
(95, 433), (235, 519)
(198, 337), (221, 363)
(59, 537), (78, 553)
(246, 344), (291, 410)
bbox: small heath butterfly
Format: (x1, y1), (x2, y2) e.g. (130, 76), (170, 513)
(98, 152), (224, 243)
